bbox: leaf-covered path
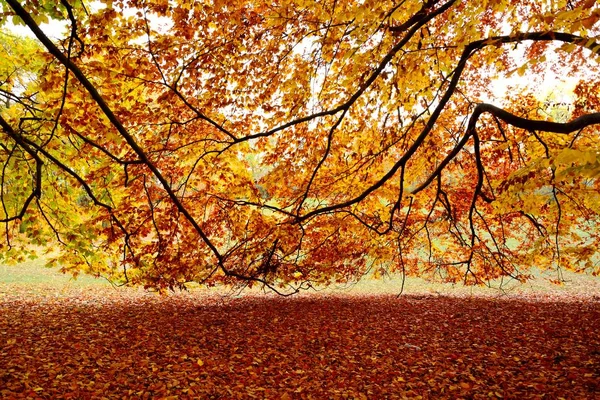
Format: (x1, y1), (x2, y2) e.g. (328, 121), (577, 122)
(1, 292), (599, 399)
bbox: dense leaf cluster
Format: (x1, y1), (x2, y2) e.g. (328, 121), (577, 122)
(0, 0), (599, 291)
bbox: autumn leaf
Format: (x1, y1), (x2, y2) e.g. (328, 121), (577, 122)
(0, 0), (599, 291)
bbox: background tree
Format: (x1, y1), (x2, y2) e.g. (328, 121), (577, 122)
(1, 0), (599, 294)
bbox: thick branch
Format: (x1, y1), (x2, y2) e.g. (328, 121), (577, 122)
(413, 104), (600, 194)
(0, 115), (42, 222)
(237, 0), (459, 143)
(475, 103), (600, 133)
(5, 0), (222, 262)
(299, 31), (600, 221)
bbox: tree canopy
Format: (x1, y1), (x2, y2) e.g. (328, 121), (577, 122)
(1, 0), (599, 293)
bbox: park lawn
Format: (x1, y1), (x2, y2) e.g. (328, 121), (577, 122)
(0, 260), (599, 399)
(2, 256), (600, 297)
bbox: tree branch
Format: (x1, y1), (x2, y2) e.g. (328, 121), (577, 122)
(4, 0), (223, 263)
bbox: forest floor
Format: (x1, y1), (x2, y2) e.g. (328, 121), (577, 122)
(0, 260), (599, 399)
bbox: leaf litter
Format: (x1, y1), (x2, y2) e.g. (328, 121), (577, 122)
(0, 287), (599, 399)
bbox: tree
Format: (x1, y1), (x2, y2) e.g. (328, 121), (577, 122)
(0, 0), (599, 294)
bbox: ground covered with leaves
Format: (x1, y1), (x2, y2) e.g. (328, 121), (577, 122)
(0, 289), (599, 399)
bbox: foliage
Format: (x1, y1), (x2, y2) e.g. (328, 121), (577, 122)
(1, 290), (599, 398)
(1, 0), (600, 292)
